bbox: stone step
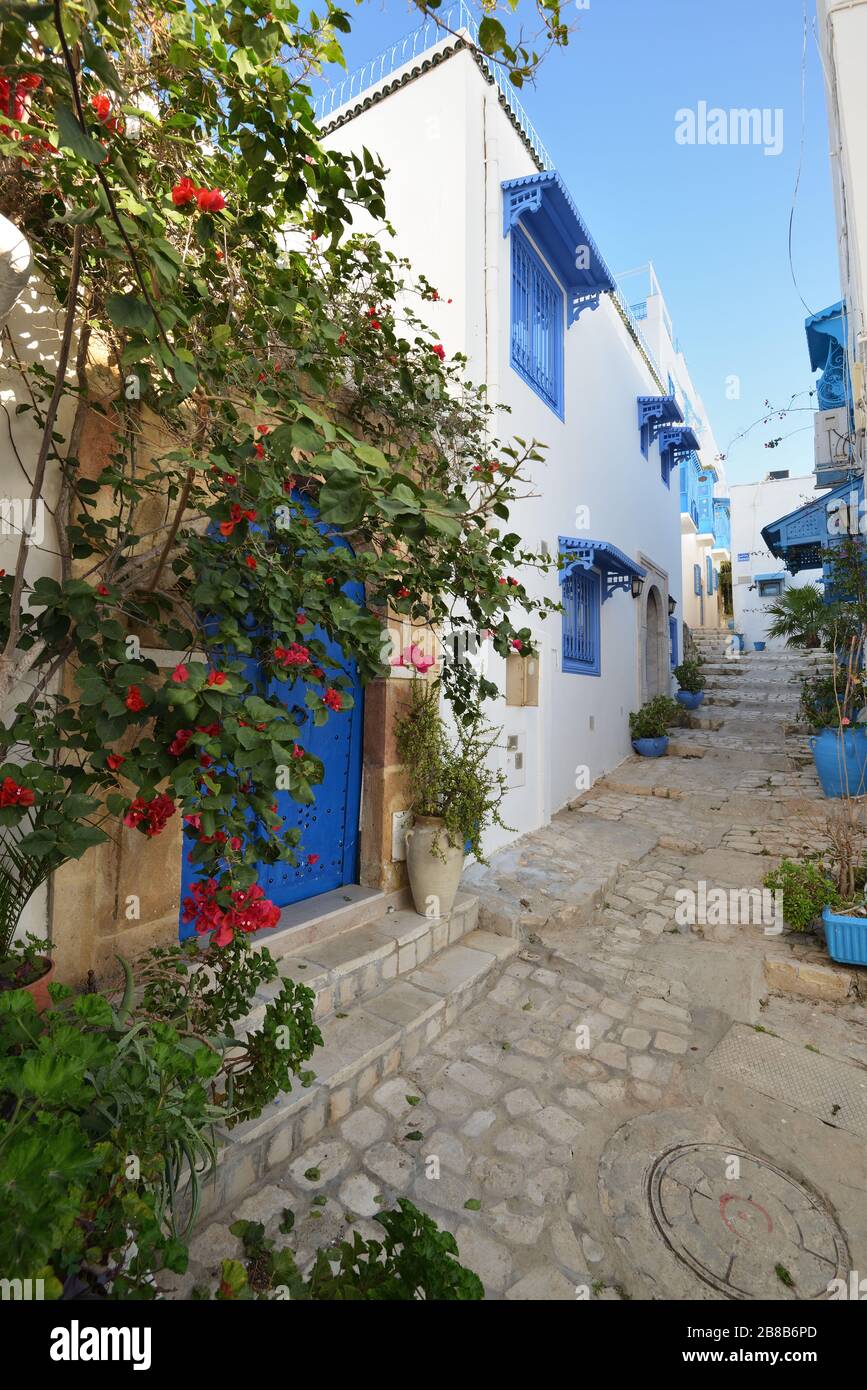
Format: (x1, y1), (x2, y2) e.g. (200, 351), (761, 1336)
(195, 926), (518, 1217)
(239, 892), (480, 1032)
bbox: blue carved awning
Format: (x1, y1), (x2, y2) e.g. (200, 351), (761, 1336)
(805, 301), (850, 413)
(637, 394), (684, 444)
(558, 536), (646, 602)
(761, 477), (861, 574)
(503, 172), (616, 324)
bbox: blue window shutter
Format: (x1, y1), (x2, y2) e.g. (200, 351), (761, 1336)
(562, 568), (601, 675)
(669, 616), (678, 667)
(706, 556), (713, 594)
(510, 227), (564, 418)
(693, 563), (702, 595)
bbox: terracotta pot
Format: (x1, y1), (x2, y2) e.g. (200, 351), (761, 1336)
(405, 814), (464, 919)
(19, 956), (55, 1012)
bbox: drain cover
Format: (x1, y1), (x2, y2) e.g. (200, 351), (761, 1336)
(647, 1143), (848, 1299)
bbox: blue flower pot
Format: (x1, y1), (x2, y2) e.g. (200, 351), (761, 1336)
(676, 690), (704, 710)
(753, 641), (766, 652)
(632, 736), (668, 758)
(808, 726), (867, 798)
(822, 905), (867, 967)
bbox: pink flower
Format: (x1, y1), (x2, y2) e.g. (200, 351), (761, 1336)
(172, 663), (190, 683)
(842, 717), (851, 726)
(432, 344), (445, 361)
(510, 638), (523, 652)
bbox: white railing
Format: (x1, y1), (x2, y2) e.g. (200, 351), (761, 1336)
(315, 1), (554, 171)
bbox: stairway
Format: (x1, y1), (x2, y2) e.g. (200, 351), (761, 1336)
(194, 889), (518, 1218)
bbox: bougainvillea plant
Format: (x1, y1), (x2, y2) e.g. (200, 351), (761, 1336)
(0, 0), (559, 952)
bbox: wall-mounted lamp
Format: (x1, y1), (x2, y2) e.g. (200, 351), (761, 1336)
(631, 575), (645, 599)
(668, 595), (677, 616)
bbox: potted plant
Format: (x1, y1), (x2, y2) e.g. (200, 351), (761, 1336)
(394, 681), (510, 917)
(673, 658), (706, 710)
(628, 695), (680, 758)
(764, 804), (867, 967)
(800, 664), (867, 798)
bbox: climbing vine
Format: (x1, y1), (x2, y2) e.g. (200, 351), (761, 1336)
(0, 0), (558, 946)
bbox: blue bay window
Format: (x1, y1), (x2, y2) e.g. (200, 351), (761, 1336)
(503, 171), (616, 421)
(562, 566), (601, 675)
(510, 227), (564, 416)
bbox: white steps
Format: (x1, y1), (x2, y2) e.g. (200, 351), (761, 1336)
(191, 893), (519, 1217)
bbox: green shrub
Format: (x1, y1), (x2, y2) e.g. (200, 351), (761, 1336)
(209, 1199), (484, 1301)
(629, 695), (680, 741)
(762, 859), (841, 932)
(673, 660), (706, 694)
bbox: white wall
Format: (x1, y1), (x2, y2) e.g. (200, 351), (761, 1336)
(818, 0), (867, 375)
(729, 474), (825, 650)
(324, 46), (683, 853)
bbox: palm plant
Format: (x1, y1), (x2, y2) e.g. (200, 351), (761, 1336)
(764, 584), (835, 649)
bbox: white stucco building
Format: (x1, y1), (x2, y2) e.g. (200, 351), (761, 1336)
(318, 17), (724, 851)
(730, 472), (827, 650)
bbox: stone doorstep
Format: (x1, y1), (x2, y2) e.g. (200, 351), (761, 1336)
(236, 892), (480, 1033)
(187, 929), (519, 1219)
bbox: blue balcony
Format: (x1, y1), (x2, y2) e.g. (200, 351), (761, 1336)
(679, 452), (702, 528)
(806, 302), (851, 414)
(761, 476), (863, 574)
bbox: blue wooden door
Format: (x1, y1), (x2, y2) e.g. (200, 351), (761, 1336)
(179, 522), (364, 937)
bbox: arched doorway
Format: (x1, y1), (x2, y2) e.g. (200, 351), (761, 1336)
(644, 583), (666, 698)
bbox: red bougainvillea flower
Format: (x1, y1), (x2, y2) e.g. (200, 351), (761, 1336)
(253, 442), (264, 459)
(296, 611), (308, 626)
(369, 317), (381, 331)
(274, 642), (310, 667)
(292, 744), (304, 760)
(91, 93), (111, 122)
(0, 777), (35, 808)
(245, 554), (257, 570)
(171, 177), (197, 208)
(497, 577), (507, 586)
(323, 688), (343, 712)
(97, 583), (110, 597)
(168, 728), (194, 757)
(338, 332), (346, 345)
(206, 670), (227, 687)
(196, 722), (221, 737)
(171, 663), (190, 683)
(508, 577), (519, 587)
(196, 187), (226, 213)
(124, 793), (175, 837)
(396, 586), (410, 598)
(311, 666), (325, 681)
(184, 813), (202, 830)
(125, 685), (145, 712)
(432, 344), (446, 360)
(306, 853), (320, 866)
(256, 423), (270, 434)
(510, 638), (524, 652)
(230, 836), (242, 852)
(325, 577), (334, 586)
(106, 754), (125, 771)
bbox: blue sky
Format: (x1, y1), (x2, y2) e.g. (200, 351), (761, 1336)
(316, 0), (840, 485)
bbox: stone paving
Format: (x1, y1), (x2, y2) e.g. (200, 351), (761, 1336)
(173, 645), (867, 1301)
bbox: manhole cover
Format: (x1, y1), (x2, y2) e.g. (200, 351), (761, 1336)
(647, 1144), (848, 1299)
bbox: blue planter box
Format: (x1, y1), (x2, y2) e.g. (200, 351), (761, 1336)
(676, 690), (704, 710)
(822, 906), (867, 967)
(809, 727), (867, 798)
(632, 736), (668, 758)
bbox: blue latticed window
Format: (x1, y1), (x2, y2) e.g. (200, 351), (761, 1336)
(693, 563), (702, 595)
(706, 556), (714, 594)
(562, 567), (601, 675)
(669, 616), (679, 667)
(511, 227), (564, 417)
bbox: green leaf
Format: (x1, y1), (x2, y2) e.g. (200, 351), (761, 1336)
(105, 293), (156, 334)
(54, 101), (106, 164)
(81, 32), (127, 96)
